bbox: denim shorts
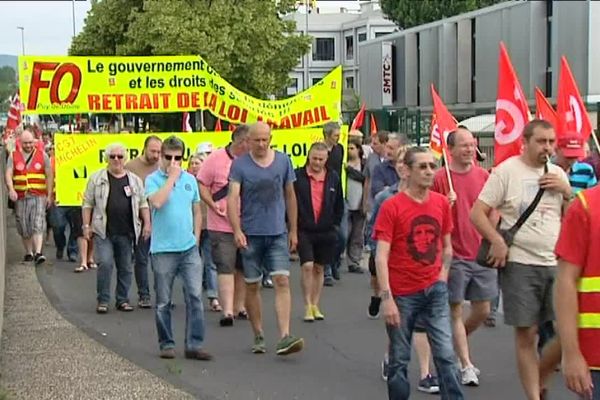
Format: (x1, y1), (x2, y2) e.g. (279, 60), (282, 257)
(240, 233), (290, 283)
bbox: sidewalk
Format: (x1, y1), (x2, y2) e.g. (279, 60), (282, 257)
(0, 221), (194, 400)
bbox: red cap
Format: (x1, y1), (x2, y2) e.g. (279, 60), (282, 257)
(557, 134), (584, 159)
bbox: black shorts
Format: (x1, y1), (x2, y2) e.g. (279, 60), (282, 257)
(369, 252), (377, 276)
(67, 206), (84, 238)
(298, 229), (337, 266)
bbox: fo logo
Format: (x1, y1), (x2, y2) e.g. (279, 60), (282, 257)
(27, 62), (82, 110)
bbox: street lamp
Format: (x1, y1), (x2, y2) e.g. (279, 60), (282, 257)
(16, 26), (25, 55)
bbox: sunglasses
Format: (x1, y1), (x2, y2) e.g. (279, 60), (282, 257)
(164, 155), (183, 161)
(109, 154), (124, 160)
(416, 162), (437, 170)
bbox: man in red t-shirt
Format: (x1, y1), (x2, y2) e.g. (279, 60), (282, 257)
(555, 186), (600, 399)
(432, 126), (495, 387)
(374, 147), (463, 399)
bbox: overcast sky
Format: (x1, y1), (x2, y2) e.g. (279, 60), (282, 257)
(0, 0), (364, 56)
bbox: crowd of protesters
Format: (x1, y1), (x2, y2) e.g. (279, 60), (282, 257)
(4, 118), (600, 400)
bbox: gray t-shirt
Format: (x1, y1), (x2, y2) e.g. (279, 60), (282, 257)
(229, 151), (296, 236)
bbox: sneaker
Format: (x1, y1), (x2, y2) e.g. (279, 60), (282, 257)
(184, 349), (213, 361)
(138, 298), (152, 309)
(381, 356), (389, 382)
(311, 305), (324, 321)
(56, 248), (64, 260)
(368, 296), (381, 319)
(23, 253), (34, 262)
(418, 374), (440, 394)
(34, 253), (46, 265)
(262, 278), (273, 288)
(276, 334), (304, 356)
(304, 305), (315, 322)
(159, 348), (176, 359)
(348, 264), (364, 274)
(461, 365), (480, 386)
(324, 276), (335, 287)
(252, 334), (267, 354)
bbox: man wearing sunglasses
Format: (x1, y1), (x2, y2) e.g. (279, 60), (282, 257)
(146, 136), (212, 361)
(82, 143), (150, 314)
(374, 147), (463, 399)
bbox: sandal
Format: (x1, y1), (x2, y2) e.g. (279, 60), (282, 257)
(74, 264), (88, 273)
(210, 298), (222, 312)
(117, 302), (134, 312)
(96, 303), (108, 314)
(87, 261), (97, 269)
(219, 315), (234, 327)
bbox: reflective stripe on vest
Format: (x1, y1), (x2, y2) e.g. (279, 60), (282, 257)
(579, 313), (600, 329)
(577, 191), (598, 329)
(12, 150), (47, 197)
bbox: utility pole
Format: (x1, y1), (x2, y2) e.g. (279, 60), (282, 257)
(17, 26), (25, 54)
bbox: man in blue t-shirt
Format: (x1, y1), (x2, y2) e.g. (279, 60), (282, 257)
(227, 121), (304, 356)
(554, 134), (597, 195)
(146, 136), (212, 361)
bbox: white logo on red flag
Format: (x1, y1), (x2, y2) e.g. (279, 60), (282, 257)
(556, 56), (592, 141)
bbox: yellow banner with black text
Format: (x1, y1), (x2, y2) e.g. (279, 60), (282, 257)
(54, 127), (348, 206)
(18, 56), (342, 129)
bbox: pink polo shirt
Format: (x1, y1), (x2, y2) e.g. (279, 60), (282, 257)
(197, 147), (235, 233)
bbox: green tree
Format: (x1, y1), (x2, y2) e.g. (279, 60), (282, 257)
(0, 66), (18, 113)
(70, 0), (310, 98)
(380, 0), (506, 29)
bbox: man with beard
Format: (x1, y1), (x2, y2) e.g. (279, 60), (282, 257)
(125, 135), (162, 308)
(374, 147), (463, 399)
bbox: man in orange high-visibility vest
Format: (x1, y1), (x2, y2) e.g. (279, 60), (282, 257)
(555, 185), (600, 399)
(4, 129), (53, 265)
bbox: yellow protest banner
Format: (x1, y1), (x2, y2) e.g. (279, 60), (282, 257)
(18, 56), (342, 129)
(55, 126), (348, 206)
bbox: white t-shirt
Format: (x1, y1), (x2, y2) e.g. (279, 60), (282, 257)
(478, 156), (569, 266)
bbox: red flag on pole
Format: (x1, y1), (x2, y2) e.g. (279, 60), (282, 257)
(214, 119), (222, 132)
(429, 84), (457, 160)
(556, 56), (592, 141)
(534, 87), (558, 130)
(6, 92), (21, 131)
(182, 112), (192, 132)
(370, 114), (378, 136)
(494, 42), (531, 166)
(351, 103), (366, 130)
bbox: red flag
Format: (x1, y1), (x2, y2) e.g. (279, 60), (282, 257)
(351, 103), (366, 130)
(534, 87), (558, 130)
(494, 42), (531, 166)
(429, 85), (457, 160)
(370, 114), (378, 136)
(556, 56), (592, 141)
(182, 112), (192, 132)
(214, 119), (222, 132)
(6, 92), (21, 131)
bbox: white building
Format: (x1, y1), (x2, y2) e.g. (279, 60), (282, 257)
(284, 1), (397, 96)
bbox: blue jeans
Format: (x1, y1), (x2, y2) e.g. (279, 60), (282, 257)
(591, 371), (600, 400)
(151, 246), (206, 351)
(200, 230), (218, 299)
(133, 236), (151, 301)
(94, 234), (134, 306)
(48, 206), (77, 257)
(386, 281), (464, 400)
(325, 201), (348, 279)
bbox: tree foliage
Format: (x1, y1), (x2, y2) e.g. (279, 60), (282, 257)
(0, 66), (17, 113)
(380, 0), (507, 29)
(70, 0), (310, 98)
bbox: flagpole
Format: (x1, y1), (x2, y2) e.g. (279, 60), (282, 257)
(592, 131), (600, 154)
(442, 148), (455, 194)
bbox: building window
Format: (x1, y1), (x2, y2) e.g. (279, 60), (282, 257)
(312, 77), (323, 86)
(358, 32), (367, 42)
(345, 76), (354, 89)
(288, 78), (298, 94)
(375, 32), (389, 38)
(345, 36), (354, 60)
(312, 37), (335, 61)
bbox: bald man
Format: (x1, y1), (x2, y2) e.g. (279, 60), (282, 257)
(5, 129), (53, 264)
(227, 122), (304, 356)
(432, 126), (494, 387)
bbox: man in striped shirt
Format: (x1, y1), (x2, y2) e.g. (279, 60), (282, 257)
(554, 135), (597, 195)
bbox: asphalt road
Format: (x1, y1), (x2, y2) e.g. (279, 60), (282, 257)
(36, 250), (574, 400)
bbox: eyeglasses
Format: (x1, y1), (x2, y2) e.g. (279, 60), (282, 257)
(109, 154), (124, 160)
(416, 162), (437, 170)
(164, 155), (183, 161)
